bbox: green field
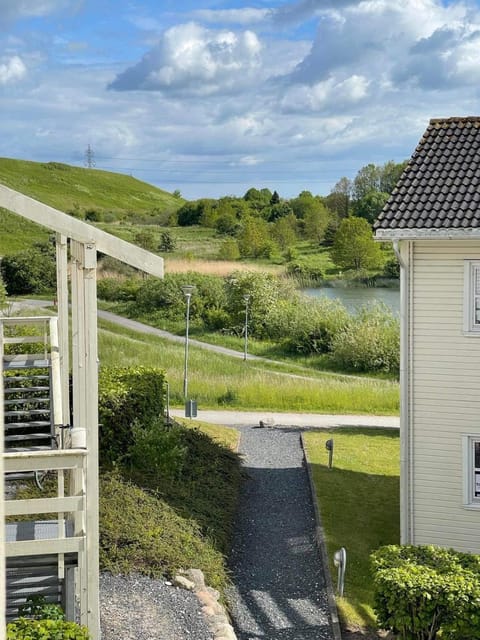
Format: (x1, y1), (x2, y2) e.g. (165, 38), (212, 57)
(98, 319), (400, 415)
(303, 428), (400, 633)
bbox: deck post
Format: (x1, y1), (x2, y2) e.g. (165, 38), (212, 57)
(70, 240), (100, 639)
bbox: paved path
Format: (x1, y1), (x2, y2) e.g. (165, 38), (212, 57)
(227, 425), (334, 640)
(170, 408), (399, 429)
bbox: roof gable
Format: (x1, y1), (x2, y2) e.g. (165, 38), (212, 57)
(375, 117), (480, 236)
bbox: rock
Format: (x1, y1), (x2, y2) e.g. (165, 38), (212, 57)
(173, 575), (196, 591)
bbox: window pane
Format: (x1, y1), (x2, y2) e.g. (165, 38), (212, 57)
(476, 472), (480, 498)
(475, 267), (480, 294)
(475, 442), (480, 469)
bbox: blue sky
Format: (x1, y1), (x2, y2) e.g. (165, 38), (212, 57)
(2, 0), (480, 199)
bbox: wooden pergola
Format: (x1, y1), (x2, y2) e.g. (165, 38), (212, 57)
(0, 184), (164, 638)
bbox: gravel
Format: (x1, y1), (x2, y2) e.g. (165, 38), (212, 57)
(100, 573), (213, 640)
(226, 425), (334, 640)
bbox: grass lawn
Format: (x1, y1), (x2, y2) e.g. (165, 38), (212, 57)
(98, 319), (400, 415)
(303, 428), (400, 634)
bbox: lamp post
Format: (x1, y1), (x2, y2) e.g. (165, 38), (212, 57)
(182, 285), (195, 398)
(243, 294), (251, 361)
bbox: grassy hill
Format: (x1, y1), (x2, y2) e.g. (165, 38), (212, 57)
(0, 157), (184, 255)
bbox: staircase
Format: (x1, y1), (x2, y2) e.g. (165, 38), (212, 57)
(1, 316), (84, 621)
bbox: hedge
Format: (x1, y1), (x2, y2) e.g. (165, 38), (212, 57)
(371, 544), (480, 640)
(98, 366), (166, 464)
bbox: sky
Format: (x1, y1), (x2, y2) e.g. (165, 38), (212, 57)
(2, 0), (480, 200)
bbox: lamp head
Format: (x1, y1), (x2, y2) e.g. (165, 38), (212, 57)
(181, 285), (195, 297)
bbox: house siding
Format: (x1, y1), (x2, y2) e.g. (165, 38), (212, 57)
(411, 240), (480, 552)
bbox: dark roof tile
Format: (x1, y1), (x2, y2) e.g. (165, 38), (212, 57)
(375, 117), (480, 231)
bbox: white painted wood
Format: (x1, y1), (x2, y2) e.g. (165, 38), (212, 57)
(56, 234), (70, 429)
(408, 240), (480, 551)
(4, 450), (86, 472)
(5, 496), (83, 516)
(0, 184), (164, 277)
(6, 537), (84, 557)
(0, 320), (5, 630)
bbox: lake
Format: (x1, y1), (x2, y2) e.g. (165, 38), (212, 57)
(302, 286), (400, 314)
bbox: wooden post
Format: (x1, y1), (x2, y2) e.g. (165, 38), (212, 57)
(0, 321), (5, 632)
(56, 234), (70, 430)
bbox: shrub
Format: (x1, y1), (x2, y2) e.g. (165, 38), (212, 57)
(266, 296), (350, 354)
(7, 618), (90, 639)
(0, 274), (6, 309)
(98, 366), (166, 464)
(218, 238), (240, 260)
(99, 472), (229, 589)
(1, 243), (56, 295)
(158, 231), (177, 252)
(371, 544), (480, 640)
(331, 303), (399, 374)
(97, 277), (141, 302)
(286, 259), (324, 285)
(8, 596), (90, 639)
(129, 418), (187, 482)
(134, 272), (227, 323)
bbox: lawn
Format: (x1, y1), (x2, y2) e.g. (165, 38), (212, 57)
(303, 428), (400, 634)
(98, 319), (400, 415)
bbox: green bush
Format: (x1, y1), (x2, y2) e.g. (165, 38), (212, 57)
(98, 366), (166, 464)
(134, 272), (227, 323)
(331, 303), (399, 374)
(96, 277), (141, 302)
(266, 296), (350, 354)
(286, 259), (324, 284)
(7, 618), (90, 639)
(372, 544), (480, 640)
(8, 598), (89, 639)
(1, 242), (56, 295)
(99, 472), (229, 589)
(129, 418), (187, 482)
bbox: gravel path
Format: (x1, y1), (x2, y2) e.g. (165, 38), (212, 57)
(100, 573), (213, 640)
(227, 425), (334, 640)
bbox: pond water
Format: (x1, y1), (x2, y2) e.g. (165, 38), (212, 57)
(302, 286), (400, 314)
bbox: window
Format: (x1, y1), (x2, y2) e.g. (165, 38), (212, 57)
(463, 261), (480, 334)
(462, 435), (480, 507)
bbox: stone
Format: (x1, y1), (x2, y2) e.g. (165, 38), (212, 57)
(173, 575), (195, 591)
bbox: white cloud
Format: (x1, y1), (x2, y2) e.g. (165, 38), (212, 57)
(0, 55), (26, 84)
(0, 0), (70, 23)
(281, 75), (369, 112)
(109, 22), (263, 96)
(193, 8), (273, 26)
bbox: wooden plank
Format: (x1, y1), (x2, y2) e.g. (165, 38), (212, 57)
(5, 497), (83, 516)
(0, 184), (164, 278)
(6, 537), (84, 558)
(4, 450), (86, 472)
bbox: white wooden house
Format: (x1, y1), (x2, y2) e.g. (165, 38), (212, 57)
(0, 184), (164, 638)
(375, 117), (480, 552)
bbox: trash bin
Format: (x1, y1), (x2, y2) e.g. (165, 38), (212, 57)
(185, 399), (197, 418)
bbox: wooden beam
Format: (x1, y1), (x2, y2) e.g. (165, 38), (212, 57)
(0, 184), (164, 278)
(5, 496), (84, 516)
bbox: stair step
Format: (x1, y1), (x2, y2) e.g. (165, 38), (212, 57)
(3, 355), (50, 370)
(4, 421), (51, 429)
(4, 376), (50, 383)
(4, 398), (50, 407)
(6, 445), (55, 452)
(5, 409), (51, 418)
(5, 434), (53, 442)
(4, 386), (50, 394)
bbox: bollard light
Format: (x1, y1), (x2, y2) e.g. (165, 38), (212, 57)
(325, 438), (334, 469)
(181, 285), (195, 402)
(334, 547), (347, 597)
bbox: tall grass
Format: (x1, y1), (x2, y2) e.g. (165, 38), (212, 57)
(98, 321), (399, 414)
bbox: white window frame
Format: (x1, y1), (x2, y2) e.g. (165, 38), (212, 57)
(462, 434), (480, 509)
(463, 260), (480, 334)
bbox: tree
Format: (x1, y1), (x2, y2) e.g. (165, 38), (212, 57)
(270, 190), (280, 205)
(134, 229), (156, 252)
(379, 160), (407, 194)
(353, 164), (381, 201)
(237, 217), (273, 258)
(326, 177), (352, 218)
(331, 217), (383, 271)
(303, 203), (330, 244)
(353, 191), (390, 224)
(272, 214), (298, 250)
(158, 231), (176, 253)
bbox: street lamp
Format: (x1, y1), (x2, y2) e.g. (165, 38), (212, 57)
(182, 285), (195, 398)
(243, 294), (251, 361)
